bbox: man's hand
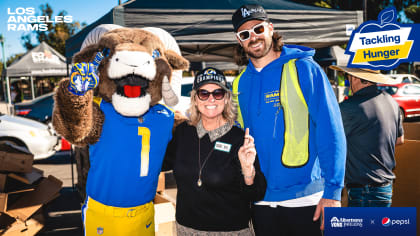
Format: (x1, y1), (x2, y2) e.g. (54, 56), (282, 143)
(68, 49), (109, 96)
(313, 198), (341, 230)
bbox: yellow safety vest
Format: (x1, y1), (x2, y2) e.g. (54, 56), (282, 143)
(232, 59), (309, 167)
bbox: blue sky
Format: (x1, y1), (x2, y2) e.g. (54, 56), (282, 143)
(0, 0), (122, 62)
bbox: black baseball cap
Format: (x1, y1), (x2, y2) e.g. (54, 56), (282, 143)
(232, 4), (268, 32)
(193, 67), (229, 91)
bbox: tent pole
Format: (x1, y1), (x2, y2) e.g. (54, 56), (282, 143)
(0, 36), (11, 106)
(5, 76), (11, 105)
(30, 76), (35, 100)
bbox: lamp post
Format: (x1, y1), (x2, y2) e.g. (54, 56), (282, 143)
(0, 34), (11, 105)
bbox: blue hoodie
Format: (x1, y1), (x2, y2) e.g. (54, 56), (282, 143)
(235, 45), (346, 201)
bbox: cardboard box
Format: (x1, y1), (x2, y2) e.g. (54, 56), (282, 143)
(0, 174), (6, 192)
(0, 188), (34, 214)
(6, 175), (62, 222)
(393, 140), (420, 235)
(403, 122), (420, 140)
(154, 193), (175, 236)
(0, 168), (45, 213)
(0, 175), (36, 213)
(1, 212), (44, 236)
(8, 167), (44, 185)
(0, 144), (33, 173)
(156, 172), (165, 193)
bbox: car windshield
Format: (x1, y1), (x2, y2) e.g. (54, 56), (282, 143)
(378, 86), (398, 95)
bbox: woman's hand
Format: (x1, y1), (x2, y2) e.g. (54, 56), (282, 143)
(238, 128), (257, 185)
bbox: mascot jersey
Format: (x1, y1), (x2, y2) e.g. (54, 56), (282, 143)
(86, 100), (174, 207)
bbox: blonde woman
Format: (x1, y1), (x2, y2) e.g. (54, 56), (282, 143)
(163, 67), (266, 235)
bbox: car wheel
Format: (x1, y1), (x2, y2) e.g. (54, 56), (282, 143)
(399, 108), (405, 122)
(0, 139), (27, 149)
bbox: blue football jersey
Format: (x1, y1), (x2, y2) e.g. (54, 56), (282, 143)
(86, 101), (174, 207)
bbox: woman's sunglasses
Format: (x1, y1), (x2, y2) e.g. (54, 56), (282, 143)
(236, 22), (268, 42)
(197, 89), (226, 101)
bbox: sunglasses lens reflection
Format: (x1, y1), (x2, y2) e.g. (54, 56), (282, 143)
(198, 90), (210, 100)
(212, 89), (225, 100)
(254, 25), (265, 34)
(197, 89), (225, 100)
(239, 31), (250, 41)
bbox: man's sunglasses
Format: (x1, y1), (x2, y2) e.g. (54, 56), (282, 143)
(236, 22), (268, 42)
(197, 89), (226, 101)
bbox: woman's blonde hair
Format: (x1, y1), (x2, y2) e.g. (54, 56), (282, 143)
(187, 88), (237, 127)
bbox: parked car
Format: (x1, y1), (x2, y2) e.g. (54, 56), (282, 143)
(0, 113), (61, 160)
(13, 92), (71, 151)
(378, 83), (420, 121)
(14, 92), (54, 123)
(387, 74), (420, 84)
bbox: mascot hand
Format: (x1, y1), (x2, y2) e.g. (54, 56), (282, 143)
(68, 48), (110, 96)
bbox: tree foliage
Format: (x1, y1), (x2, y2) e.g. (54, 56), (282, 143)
(404, 4), (420, 23)
(0, 53), (24, 77)
(293, 0), (419, 22)
(21, 4), (85, 55)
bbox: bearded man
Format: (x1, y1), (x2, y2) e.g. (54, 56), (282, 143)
(231, 4), (347, 236)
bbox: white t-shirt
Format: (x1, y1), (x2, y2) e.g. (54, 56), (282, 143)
(255, 191), (324, 208)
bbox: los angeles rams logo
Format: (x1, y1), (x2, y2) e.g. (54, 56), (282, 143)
(204, 68), (217, 75)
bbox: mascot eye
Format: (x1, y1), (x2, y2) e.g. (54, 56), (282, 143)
(152, 49), (161, 59)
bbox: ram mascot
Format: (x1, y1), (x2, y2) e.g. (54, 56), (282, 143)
(52, 27), (189, 235)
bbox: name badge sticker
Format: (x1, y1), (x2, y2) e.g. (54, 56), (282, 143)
(214, 141), (232, 153)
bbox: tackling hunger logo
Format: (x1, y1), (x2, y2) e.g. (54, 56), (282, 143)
(346, 6), (419, 70)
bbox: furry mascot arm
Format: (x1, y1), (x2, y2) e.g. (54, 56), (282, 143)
(52, 46), (107, 146)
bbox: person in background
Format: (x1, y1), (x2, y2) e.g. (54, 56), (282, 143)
(163, 67), (266, 236)
(330, 65), (404, 207)
(11, 82), (22, 103)
(231, 4), (346, 235)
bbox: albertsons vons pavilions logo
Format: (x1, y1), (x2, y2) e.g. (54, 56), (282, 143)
(346, 7), (413, 70)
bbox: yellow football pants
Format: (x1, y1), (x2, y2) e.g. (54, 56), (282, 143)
(82, 197), (155, 236)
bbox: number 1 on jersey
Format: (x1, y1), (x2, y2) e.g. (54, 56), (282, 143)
(138, 127), (151, 177)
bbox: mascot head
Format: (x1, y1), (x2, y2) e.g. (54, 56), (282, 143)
(73, 27), (189, 117)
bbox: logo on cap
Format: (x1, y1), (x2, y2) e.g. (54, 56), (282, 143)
(241, 8), (251, 17)
(241, 7), (265, 18)
(204, 68), (217, 75)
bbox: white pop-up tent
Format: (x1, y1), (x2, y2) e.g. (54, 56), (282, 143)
(2, 42), (70, 102)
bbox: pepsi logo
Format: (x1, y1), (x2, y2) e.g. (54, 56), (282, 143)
(382, 217), (391, 227)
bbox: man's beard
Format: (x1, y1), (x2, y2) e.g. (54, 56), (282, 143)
(244, 37), (273, 59)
